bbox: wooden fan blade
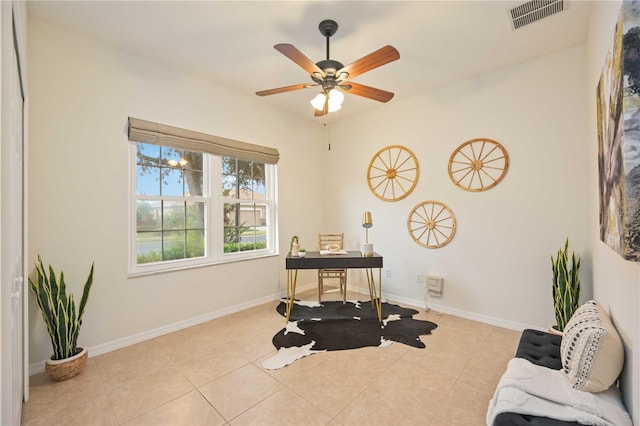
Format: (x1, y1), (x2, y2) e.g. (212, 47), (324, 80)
(344, 82), (395, 103)
(256, 83), (313, 96)
(338, 45), (400, 80)
(274, 44), (324, 77)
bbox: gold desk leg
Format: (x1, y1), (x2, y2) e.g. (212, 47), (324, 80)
(365, 268), (382, 322)
(285, 269), (298, 322)
(377, 268), (382, 321)
(366, 268), (375, 307)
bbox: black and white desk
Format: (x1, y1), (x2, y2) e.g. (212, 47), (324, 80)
(285, 251), (383, 322)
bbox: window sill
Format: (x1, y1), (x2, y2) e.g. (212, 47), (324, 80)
(127, 252), (279, 278)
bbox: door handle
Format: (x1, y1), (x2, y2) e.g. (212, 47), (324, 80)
(12, 276), (23, 298)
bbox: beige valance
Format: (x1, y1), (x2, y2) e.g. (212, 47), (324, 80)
(128, 117), (280, 164)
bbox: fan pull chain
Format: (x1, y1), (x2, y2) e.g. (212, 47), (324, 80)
(323, 122), (331, 151)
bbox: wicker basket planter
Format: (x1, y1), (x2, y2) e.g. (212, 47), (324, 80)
(45, 347), (88, 381)
(547, 326), (564, 336)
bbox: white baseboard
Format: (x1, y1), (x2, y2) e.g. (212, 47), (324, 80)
(30, 284), (541, 375)
(346, 285), (541, 332)
(29, 292), (283, 375)
(381, 290), (543, 332)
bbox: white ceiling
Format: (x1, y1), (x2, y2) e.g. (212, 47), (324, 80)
(27, 1), (592, 122)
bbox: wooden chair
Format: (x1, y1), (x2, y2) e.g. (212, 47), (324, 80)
(318, 233), (347, 303)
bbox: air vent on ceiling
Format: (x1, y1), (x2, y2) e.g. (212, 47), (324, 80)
(510, 0), (564, 30)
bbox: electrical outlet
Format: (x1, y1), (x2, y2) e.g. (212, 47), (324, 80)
(415, 272), (422, 283)
(385, 269), (391, 278)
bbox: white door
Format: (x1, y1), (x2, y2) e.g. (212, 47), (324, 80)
(1, 1), (26, 424)
(9, 38), (25, 426)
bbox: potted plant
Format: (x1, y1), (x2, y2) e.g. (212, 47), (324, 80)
(298, 248), (307, 257)
(29, 255), (95, 381)
(550, 239), (581, 334)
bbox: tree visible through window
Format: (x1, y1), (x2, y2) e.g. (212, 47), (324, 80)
(135, 143), (206, 264)
(222, 157), (268, 253)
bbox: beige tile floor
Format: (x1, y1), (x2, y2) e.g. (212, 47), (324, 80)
(22, 287), (521, 426)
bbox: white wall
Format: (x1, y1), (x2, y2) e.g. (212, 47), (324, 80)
(327, 44), (591, 331)
(587, 1), (639, 421)
(26, 17), (326, 366)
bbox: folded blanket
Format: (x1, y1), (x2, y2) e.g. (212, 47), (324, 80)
(487, 358), (631, 426)
(319, 249), (348, 255)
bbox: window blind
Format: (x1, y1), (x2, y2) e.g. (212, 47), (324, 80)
(128, 117), (280, 164)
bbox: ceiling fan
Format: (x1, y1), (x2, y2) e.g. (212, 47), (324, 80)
(256, 19), (400, 117)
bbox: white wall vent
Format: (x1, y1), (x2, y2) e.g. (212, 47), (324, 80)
(510, 0), (564, 30)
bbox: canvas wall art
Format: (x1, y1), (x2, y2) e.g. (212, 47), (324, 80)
(597, 1), (640, 262)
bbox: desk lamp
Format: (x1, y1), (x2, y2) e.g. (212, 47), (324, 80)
(361, 211), (374, 257)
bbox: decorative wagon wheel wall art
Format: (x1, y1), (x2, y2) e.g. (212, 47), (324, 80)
(367, 145), (419, 202)
(448, 138), (509, 192)
(407, 201), (457, 248)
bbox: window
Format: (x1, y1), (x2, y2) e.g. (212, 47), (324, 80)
(222, 157), (269, 253)
(134, 143), (207, 265)
(127, 118), (279, 274)
(130, 142), (277, 275)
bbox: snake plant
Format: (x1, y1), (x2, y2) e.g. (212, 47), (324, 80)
(551, 239), (581, 332)
(29, 255), (94, 360)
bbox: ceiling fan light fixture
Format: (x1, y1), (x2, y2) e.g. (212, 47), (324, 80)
(311, 88), (344, 112)
(328, 88), (344, 104)
(327, 89), (343, 112)
(310, 92), (326, 110)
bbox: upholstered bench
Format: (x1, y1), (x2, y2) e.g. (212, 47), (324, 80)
(494, 329), (580, 426)
(488, 300), (631, 426)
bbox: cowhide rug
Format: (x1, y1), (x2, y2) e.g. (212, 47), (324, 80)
(262, 299), (438, 369)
